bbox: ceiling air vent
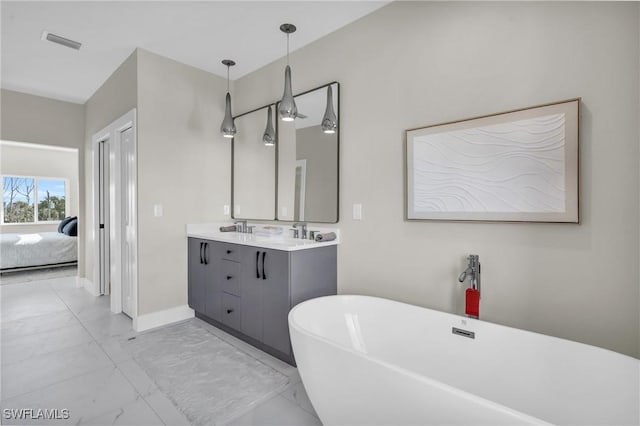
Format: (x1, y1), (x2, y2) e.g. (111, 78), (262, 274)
(41, 31), (81, 50)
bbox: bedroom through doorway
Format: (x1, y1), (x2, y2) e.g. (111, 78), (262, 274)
(0, 140), (80, 285)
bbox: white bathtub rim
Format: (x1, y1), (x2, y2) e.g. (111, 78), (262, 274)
(290, 294), (640, 363)
(289, 295), (551, 425)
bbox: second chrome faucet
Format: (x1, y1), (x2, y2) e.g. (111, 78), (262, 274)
(292, 222), (308, 239)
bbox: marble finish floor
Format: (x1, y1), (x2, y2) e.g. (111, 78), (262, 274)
(0, 266), (78, 286)
(0, 275), (321, 425)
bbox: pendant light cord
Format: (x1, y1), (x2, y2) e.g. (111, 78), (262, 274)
(287, 33), (290, 66)
(227, 65), (230, 92)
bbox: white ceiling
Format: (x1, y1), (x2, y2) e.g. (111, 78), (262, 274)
(1, 1), (388, 104)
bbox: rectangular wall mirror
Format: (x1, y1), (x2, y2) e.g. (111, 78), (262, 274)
(232, 105), (277, 220)
(277, 82), (339, 223)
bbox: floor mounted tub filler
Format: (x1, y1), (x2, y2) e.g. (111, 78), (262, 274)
(289, 295), (639, 425)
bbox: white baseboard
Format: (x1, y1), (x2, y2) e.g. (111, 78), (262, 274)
(81, 277), (99, 296)
(133, 304), (194, 332)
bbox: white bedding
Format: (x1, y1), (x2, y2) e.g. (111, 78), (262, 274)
(0, 232), (77, 270)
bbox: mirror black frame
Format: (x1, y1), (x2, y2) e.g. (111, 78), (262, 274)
(231, 81), (340, 223)
(231, 102), (278, 220)
(276, 81), (340, 223)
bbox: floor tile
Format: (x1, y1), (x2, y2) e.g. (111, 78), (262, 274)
(0, 267), (77, 286)
(0, 280), (53, 297)
(54, 287), (111, 322)
(46, 275), (82, 292)
(225, 395), (321, 426)
(1, 341), (113, 399)
(2, 322), (94, 365)
(0, 309), (78, 342)
(0, 282), (68, 323)
(97, 336), (134, 364)
(280, 381), (317, 417)
(117, 359), (158, 396)
(1, 366), (140, 425)
(144, 390), (190, 426)
(81, 313), (136, 342)
(79, 396), (163, 426)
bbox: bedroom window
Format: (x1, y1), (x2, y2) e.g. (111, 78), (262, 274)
(2, 176), (67, 224)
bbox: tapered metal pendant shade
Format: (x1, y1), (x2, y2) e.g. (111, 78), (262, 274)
(220, 59), (236, 139)
(263, 105), (276, 146)
(221, 92), (236, 138)
(279, 23), (298, 122)
(279, 65), (297, 122)
(321, 85), (337, 134)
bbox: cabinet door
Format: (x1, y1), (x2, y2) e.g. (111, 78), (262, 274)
(261, 248), (291, 355)
(240, 246), (263, 341)
(187, 238), (206, 313)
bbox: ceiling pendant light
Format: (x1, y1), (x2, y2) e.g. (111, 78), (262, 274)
(278, 23), (298, 122)
(220, 59), (237, 138)
(321, 85), (337, 134)
(263, 105), (276, 146)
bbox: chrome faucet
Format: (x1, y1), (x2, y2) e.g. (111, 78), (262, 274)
(458, 254), (481, 294)
(292, 222), (308, 239)
(234, 220), (248, 233)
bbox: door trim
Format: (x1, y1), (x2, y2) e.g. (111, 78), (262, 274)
(91, 108), (138, 320)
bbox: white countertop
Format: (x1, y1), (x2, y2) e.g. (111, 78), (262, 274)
(186, 223), (340, 252)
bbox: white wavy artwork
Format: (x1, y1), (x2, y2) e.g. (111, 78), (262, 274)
(413, 113), (566, 213)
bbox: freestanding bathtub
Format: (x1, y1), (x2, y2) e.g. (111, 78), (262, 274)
(289, 295), (639, 425)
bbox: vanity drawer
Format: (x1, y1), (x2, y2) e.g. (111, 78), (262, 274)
(221, 260), (241, 296)
(220, 243), (240, 262)
(221, 292), (241, 330)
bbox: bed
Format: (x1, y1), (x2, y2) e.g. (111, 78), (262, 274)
(0, 232), (78, 271)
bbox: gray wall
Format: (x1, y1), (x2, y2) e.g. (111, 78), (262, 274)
(234, 1), (640, 357)
(136, 49), (229, 315)
(0, 89), (85, 273)
(84, 50), (138, 281)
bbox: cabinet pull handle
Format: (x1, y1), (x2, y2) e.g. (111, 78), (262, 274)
(262, 251), (267, 280)
(226, 309), (234, 314)
(203, 243), (209, 265)
(256, 251), (261, 278)
(226, 275), (232, 280)
(199, 242), (204, 264)
(227, 250), (232, 254)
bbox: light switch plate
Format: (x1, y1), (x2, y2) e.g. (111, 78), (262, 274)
(353, 203), (362, 220)
(224, 205), (230, 215)
(153, 204), (163, 217)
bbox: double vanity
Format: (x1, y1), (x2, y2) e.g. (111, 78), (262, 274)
(188, 81), (341, 364)
(186, 224), (338, 364)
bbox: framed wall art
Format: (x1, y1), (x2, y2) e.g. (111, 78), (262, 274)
(405, 98), (580, 222)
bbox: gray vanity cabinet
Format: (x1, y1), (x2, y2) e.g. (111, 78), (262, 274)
(241, 247), (291, 355)
(188, 237), (337, 365)
(188, 238), (224, 321)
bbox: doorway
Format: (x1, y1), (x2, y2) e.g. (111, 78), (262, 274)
(92, 109), (137, 319)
